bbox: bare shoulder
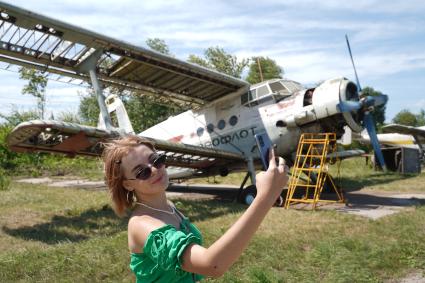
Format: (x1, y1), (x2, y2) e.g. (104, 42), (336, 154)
(128, 214), (166, 251)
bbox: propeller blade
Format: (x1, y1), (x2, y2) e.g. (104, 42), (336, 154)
(361, 94), (388, 109)
(345, 34), (362, 92)
(363, 113), (387, 171)
(337, 100), (362, 112)
(371, 94), (388, 107)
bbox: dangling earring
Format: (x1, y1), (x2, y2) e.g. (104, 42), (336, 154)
(127, 191), (133, 204)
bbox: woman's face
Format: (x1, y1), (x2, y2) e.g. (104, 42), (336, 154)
(121, 144), (169, 195)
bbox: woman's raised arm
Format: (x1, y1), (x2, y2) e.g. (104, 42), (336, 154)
(181, 148), (289, 277)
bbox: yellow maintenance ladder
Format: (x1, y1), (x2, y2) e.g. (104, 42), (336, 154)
(284, 133), (344, 209)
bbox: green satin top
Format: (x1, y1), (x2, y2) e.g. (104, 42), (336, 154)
(130, 215), (203, 283)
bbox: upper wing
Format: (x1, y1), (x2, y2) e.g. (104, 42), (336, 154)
(0, 2), (249, 108)
(7, 120), (246, 174)
(382, 124), (425, 137)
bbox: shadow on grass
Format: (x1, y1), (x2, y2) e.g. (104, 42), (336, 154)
(174, 198), (245, 222)
(2, 205), (128, 244)
(334, 172), (418, 192)
(168, 184), (246, 221)
(343, 192), (425, 208)
(2, 198), (245, 245)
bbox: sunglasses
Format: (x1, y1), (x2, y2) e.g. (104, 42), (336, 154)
(127, 153), (167, 181)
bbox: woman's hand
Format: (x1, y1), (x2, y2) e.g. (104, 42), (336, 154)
(255, 147), (289, 204)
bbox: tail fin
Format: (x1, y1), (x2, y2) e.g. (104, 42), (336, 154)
(98, 94), (134, 134)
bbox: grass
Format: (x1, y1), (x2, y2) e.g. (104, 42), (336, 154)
(0, 158), (424, 282)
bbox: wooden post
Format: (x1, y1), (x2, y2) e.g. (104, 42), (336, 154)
(257, 57), (264, 82)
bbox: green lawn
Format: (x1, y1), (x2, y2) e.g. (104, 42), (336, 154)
(0, 158), (424, 282)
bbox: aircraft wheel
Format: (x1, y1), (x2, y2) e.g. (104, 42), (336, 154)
(239, 185), (257, 205)
(239, 185), (287, 206)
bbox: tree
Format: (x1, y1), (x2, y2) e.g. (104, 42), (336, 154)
(19, 68), (48, 119)
(187, 54), (209, 68)
(416, 109), (425, 126)
(361, 87), (386, 128)
(392, 109), (417, 126)
(125, 96), (177, 133)
(78, 90), (99, 126)
(188, 46), (249, 78)
(78, 89), (178, 132)
(246, 56), (283, 84)
(146, 38), (172, 56)
(0, 108), (39, 127)
(57, 111), (82, 123)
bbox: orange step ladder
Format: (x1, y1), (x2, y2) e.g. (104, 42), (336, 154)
(284, 133), (344, 209)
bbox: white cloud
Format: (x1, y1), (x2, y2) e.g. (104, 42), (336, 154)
(259, 0), (425, 14)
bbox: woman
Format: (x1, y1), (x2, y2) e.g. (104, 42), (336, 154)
(102, 135), (289, 282)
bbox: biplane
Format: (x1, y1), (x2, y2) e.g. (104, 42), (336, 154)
(0, 2), (388, 204)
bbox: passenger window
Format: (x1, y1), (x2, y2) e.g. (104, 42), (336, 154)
(197, 127), (204, 137)
(206, 123), (214, 133)
(229, 115), (238, 126)
(217, 119), (226, 130)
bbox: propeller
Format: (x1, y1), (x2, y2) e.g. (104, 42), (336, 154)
(343, 34), (388, 171)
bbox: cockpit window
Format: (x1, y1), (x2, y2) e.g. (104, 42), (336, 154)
(256, 85), (270, 97)
(269, 81), (285, 92)
(282, 81), (303, 92)
(270, 81), (290, 96)
(242, 79), (303, 107)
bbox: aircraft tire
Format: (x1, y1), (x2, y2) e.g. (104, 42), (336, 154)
(238, 185), (257, 205)
(238, 185), (287, 206)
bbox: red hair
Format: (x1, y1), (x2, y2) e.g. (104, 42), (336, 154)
(101, 135), (154, 217)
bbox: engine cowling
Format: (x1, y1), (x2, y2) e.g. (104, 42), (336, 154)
(312, 77), (363, 132)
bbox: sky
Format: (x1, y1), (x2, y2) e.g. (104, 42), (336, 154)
(0, 0), (424, 123)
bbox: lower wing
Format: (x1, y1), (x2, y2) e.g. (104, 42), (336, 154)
(7, 120), (246, 179)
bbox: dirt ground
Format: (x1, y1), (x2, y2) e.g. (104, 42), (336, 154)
(15, 176), (425, 220)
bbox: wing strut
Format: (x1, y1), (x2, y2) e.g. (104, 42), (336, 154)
(77, 48), (113, 130)
(88, 68), (113, 129)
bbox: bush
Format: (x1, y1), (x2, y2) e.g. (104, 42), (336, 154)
(0, 168), (11, 191)
(1, 117), (102, 178)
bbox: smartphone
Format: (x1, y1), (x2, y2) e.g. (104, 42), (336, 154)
(254, 132), (273, 170)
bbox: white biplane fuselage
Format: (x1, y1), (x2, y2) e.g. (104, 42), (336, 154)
(136, 77), (362, 175)
(141, 79), (305, 159)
